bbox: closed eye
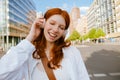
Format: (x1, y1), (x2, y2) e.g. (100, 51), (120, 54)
(59, 26), (65, 30)
(50, 22), (55, 25)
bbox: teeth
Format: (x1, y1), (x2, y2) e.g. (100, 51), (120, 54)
(49, 32), (56, 37)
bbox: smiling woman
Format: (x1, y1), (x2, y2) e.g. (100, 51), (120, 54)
(0, 8), (90, 80)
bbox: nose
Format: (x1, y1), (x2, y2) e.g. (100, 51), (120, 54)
(53, 25), (59, 32)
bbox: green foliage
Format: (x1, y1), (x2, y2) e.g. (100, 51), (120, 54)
(88, 28), (105, 39)
(67, 27), (105, 41)
(82, 34), (89, 40)
(67, 30), (81, 41)
(88, 28), (97, 39)
(79, 34), (88, 41)
(95, 28), (105, 37)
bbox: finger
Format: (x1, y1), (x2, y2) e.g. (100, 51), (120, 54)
(38, 17), (44, 19)
(37, 19), (45, 25)
(38, 18), (45, 22)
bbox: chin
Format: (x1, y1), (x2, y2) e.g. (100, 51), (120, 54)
(46, 38), (56, 43)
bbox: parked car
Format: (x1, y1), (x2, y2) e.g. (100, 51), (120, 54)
(98, 38), (104, 43)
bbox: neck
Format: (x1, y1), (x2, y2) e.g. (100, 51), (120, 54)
(45, 41), (54, 59)
(46, 41), (54, 51)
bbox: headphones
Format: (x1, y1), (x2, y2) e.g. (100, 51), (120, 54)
(63, 30), (68, 36)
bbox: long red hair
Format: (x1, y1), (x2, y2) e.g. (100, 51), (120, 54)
(33, 8), (71, 69)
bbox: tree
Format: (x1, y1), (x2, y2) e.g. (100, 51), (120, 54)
(88, 28), (105, 39)
(88, 28), (96, 39)
(82, 34), (89, 40)
(95, 28), (105, 38)
(67, 30), (81, 41)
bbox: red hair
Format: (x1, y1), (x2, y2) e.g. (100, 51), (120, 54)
(33, 8), (71, 69)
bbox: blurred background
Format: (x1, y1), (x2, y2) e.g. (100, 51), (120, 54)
(0, 0), (120, 80)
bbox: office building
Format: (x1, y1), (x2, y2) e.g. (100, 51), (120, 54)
(0, 0), (36, 50)
(69, 7), (80, 34)
(87, 0), (118, 38)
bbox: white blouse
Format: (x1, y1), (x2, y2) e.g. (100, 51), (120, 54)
(31, 40), (90, 80)
(0, 39), (90, 80)
(32, 58), (72, 80)
(32, 63), (48, 80)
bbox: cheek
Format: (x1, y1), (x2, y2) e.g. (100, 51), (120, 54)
(44, 25), (49, 32)
(59, 31), (65, 36)
(44, 23), (51, 30)
(44, 24), (48, 34)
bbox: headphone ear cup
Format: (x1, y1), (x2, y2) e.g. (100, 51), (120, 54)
(63, 30), (68, 36)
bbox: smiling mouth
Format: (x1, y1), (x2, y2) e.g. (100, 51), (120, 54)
(48, 32), (57, 40)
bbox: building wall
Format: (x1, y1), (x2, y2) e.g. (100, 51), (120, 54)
(87, 0), (119, 38)
(69, 6), (88, 37)
(0, 0), (8, 50)
(115, 0), (120, 32)
(0, 0), (36, 50)
(87, 0), (96, 31)
(75, 16), (88, 35)
(69, 7), (80, 34)
(98, 0), (117, 35)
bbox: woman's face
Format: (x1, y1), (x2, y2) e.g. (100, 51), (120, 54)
(44, 14), (66, 43)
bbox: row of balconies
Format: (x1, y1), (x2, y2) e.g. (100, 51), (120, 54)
(116, 13), (120, 20)
(9, 32), (27, 38)
(10, 23), (29, 32)
(115, 5), (120, 13)
(115, 0), (120, 6)
(9, 24), (29, 37)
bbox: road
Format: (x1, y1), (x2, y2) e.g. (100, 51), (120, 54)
(76, 44), (120, 80)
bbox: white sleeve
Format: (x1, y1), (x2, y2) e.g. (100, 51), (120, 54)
(71, 46), (90, 80)
(0, 39), (35, 80)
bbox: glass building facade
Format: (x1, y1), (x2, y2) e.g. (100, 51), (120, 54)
(0, 0), (36, 51)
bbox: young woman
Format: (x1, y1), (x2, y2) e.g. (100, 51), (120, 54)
(0, 8), (90, 80)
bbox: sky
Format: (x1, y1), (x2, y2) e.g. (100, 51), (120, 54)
(33, 0), (93, 16)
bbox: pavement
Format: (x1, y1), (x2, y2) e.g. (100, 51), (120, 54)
(77, 44), (120, 80)
(74, 42), (120, 48)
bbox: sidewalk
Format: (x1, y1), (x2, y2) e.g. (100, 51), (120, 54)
(95, 42), (120, 45)
(74, 42), (120, 48)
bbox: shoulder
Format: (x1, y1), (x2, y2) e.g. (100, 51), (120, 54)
(62, 46), (81, 58)
(63, 45), (80, 54)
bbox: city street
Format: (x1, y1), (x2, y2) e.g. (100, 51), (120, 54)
(77, 43), (120, 80)
(0, 0), (120, 80)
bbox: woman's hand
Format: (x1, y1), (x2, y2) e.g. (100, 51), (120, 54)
(26, 17), (45, 42)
